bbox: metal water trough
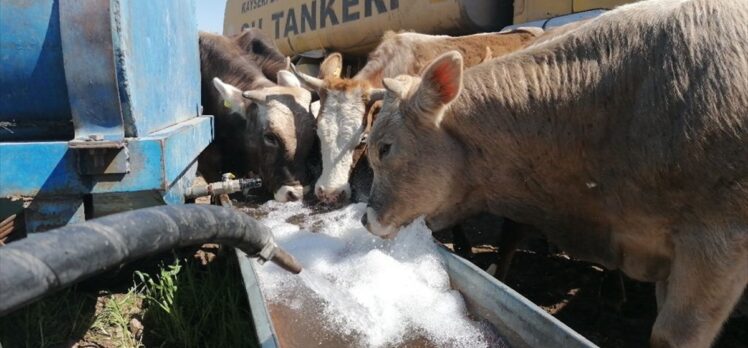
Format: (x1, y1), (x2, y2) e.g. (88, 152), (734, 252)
(236, 246), (598, 348)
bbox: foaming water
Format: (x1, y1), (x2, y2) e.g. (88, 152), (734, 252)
(245, 201), (506, 348)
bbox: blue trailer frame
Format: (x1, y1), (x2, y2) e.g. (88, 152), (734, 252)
(0, 0), (212, 231)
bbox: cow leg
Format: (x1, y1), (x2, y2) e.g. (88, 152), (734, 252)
(650, 228), (748, 348)
(452, 224), (474, 259)
(487, 219), (527, 281)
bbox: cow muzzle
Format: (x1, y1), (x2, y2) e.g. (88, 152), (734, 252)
(315, 182), (351, 205)
(274, 184), (304, 202)
(361, 207), (398, 239)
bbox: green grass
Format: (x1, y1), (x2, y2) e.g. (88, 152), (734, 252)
(89, 292), (144, 348)
(0, 287), (97, 348)
(0, 250), (259, 348)
(136, 255), (258, 348)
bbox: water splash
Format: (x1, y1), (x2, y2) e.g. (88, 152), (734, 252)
(249, 202), (504, 348)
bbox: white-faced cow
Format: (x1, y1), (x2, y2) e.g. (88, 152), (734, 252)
(199, 31), (315, 202)
(292, 29), (543, 204)
(363, 0), (748, 346)
(293, 28), (548, 280)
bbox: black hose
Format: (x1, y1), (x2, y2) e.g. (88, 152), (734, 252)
(0, 204), (302, 316)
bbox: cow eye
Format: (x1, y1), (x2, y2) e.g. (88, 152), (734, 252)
(378, 143), (392, 158)
(264, 133), (279, 146)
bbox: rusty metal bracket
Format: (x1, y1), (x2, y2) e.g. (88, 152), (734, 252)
(70, 136), (129, 175)
(76, 147), (130, 175)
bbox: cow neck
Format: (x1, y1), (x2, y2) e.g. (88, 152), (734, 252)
(353, 68), (384, 88)
(443, 38), (610, 166)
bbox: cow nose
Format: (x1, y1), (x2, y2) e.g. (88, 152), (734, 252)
(274, 185), (304, 202)
(360, 211), (368, 227)
(287, 191), (300, 201)
(315, 184), (351, 205)
(315, 186), (336, 204)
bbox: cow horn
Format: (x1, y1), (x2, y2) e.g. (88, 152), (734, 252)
(242, 90), (267, 104)
(290, 64), (324, 91)
(277, 70), (302, 88)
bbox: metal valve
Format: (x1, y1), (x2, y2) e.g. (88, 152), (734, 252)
(185, 174), (263, 199)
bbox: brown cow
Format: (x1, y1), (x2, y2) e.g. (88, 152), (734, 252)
(362, 0), (748, 346)
(199, 31), (316, 202)
(293, 29), (546, 279)
(292, 28), (543, 204)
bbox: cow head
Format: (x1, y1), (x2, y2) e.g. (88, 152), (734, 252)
(212, 70), (315, 202)
(292, 53), (386, 205)
(362, 51), (466, 238)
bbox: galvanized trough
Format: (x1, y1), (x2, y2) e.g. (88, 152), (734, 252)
(236, 246), (598, 348)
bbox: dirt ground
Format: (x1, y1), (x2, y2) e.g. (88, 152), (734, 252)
(434, 228), (747, 348)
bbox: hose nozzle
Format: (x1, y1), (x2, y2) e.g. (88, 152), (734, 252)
(254, 241), (303, 274)
(270, 248), (303, 274)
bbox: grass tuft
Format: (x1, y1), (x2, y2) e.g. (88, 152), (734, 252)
(0, 250), (259, 348)
(0, 287), (97, 348)
(136, 255), (258, 348)
(89, 292), (144, 348)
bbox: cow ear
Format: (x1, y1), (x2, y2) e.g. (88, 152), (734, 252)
(242, 90), (267, 104)
(213, 77), (247, 114)
(277, 70), (301, 88)
(310, 100), (321, 119)
(319, 52), (343, 78)
(411, 51), (463, 127)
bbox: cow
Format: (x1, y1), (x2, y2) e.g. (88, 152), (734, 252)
(361, 0), (748, 346)
(199, 31), (316, 202)
(291, 29), (543, 204)
(292, 29), (545, 279)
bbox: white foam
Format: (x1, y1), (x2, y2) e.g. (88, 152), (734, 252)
(249, 202), (504, 348)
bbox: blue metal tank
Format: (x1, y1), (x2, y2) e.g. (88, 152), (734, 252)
(0, 0), (213, 231)
(0, 0), (72, 140)
(1, 0), (203, 141)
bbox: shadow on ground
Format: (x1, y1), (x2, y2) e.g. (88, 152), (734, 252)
(0, 247), (260, 348)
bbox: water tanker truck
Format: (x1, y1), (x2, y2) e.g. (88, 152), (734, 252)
(223, 0), (636, 74)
